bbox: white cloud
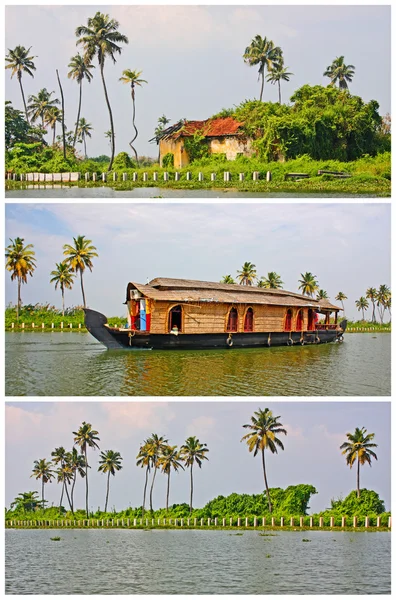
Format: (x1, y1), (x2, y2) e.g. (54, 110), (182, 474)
(186, 416), (216, 439)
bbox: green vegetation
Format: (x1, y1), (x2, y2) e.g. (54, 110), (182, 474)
(4, 304), (124, 329)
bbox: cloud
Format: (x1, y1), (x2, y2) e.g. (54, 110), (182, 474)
(186, 416), (216, 439)
(101, 402), (175, 438)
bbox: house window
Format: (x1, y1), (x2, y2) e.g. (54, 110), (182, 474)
(284, 309), (292, 332)
(296, 309), (304, 331)
(244, 307), (254, 332)
(226, 307), (238, 332)
(168, 305), (182, 333)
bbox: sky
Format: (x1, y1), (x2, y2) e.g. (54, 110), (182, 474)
(5, 401), (391, 514)
(5, 5), (391, 158)
(5, 202), (391, 320)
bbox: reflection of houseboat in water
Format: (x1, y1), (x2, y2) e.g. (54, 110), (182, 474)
(84, 278), (347, 350)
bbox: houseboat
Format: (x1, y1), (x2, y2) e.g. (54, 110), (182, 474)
(84, 277), (347, 350)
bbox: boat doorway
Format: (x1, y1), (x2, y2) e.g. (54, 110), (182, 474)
(296, 309), (303, 331)
(169, 305), (182, 332)
(284, 309), (292, 331)
(308, 309), (315, 331)
(244, 307), (254, 332)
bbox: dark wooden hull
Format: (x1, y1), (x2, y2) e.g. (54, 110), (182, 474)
(84, 309), (347, 351)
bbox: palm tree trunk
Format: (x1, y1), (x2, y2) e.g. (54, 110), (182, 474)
(79, 269), (86, 308)
(166, 472), (170, 512)
(100, 58), (115, 171)
(71, 472), (76, 513)
(56, 69), (66, 160)
(85, 447), (89, 518)
(149, 466), (157, 512)
(60, 481), (65, 508)
(278, 80), (281, 104)
(142, 466), (149, 519)
(261, 447), (272, 513)
(104, 471), (110, 512)
(52, 124), (56, 146)
(64, 480), (73, 512)
(189, 463), (194, 515)
(129, 87), (139, 166)
(73, 80), (82, 148)
(18, 75), (29, 124)
(84, 135), (87, 159)
(357, 460), (360, 498)
(17, 276), (21, 321)
(42, 478), (45, 509)
(371, 301), (376, 323)
(62, 287), (65, 316)
(259, 68), (265, 102)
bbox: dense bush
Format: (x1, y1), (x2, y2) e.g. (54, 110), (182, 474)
(326, 489), (385, 516)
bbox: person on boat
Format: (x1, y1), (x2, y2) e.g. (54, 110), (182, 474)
(170, 325), (179, 336)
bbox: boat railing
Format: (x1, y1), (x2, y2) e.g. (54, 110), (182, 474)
(315, 324), (338, 330)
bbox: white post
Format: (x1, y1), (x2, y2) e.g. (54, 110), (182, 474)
(102, 173), (107, 182)
(210, 172), (216, 181)
(52, 323), (54, 329)
(143, 172), (148, 181)
(133, 172), (138, 181)
(262, 517), (266, 527)
(32, 323), (35, 328)
(253, 171), (259, 181)
(207, 518), (211, 527)
(388, 516), (392, 528)
(319, 517), (324, 527)
(186, 172), (192, 180)
(214, 518), (218, 526)
(353, 516), (357, 528)
(133, 519), (137, 526)
(181, 518), (184, 527)
(229, 518), (232, 527)
(254, 517), (257, 527)
(365, 516), (369, 528)
(222, 518), (226, 527)
(280, 517), (284, 527)
(330, 517), (334, 527)
(300, 517), (304, 527)
(187, 518), (190, 526)
(200, 518), (204, 527)
(237, 518), (241, 527)
(164, 172), (169, 181)
(22, 323), (24, 329)
(153, 172), (158, 181)
(272, 517), (275, 527)
(175, 172), (180, 181)
(11, 323), (14, 329)
(85, 173), (90, 182)
(377, 516), (381, 527)
(42, 323), (45, 329)
(122, 173), (127, 181)
(290, 517), (294, 527)
(224, 171), (230, 182)
(310, 517), (314, 528)
(198, 172), (204, 181)
(194, 518), (197, 526)
(266, 171), (272, 182)
(239, 173), (244, 181)
(92, 173), (97, 182)
(113, 172), (117, 182)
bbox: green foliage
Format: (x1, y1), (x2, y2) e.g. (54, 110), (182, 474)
(162, 152), (174, 168)
(5, 304), (124, 329)
(5, 101), (45, 151)
(328, 489), (385, 516)
(111, 151), (135, 170)
(183, 131), (210, 162)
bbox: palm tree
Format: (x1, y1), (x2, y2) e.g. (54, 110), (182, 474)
(10, 491), (40, 513)
(119, 69), (147, 166)
(50, 262), (75, 316)
(30, 459), (54, 509)
(67, 53), (95, 147)
(158, 445), (184, 512)
(180, 436), (209, 515)
(67, 447), (86, 513)
(76, 12), (129, 171)
(44, 106), (62, 146)
(146, 434), (168, 512)
(27, 88), (59, 130)
(155, 114), (171, 163)
(73, 422), (100, 518)
(323, 56), (355, 90)
(340, 427), (378, 497)
(104, 130), (113, 147)
(365, 288), (377, 322)
(241, 408), (287, 513)
(55, 463), (74, 512)
(5, 237), (36, 321)
(243, 35), (282, 101)
(221, 275), (236, 284)
(136, 441), (152, 519)
(77, 118), (93, 158)
(258, 272), (283, 289)
(98, 450), (123, 513)
(376, 285), (391, 324)
(355, 296), (369, 321)
(335, 292), (348, 313)
(298, 272), (319, 297)
(316, 289), (329, 301)
(51, 446), (69, 509)
(266, 59), (293, 104)
(384, 295), (391, 323)
(63, 236), (98, 308)
(236, 262), (257, 285)
(5, 45), (36, 123)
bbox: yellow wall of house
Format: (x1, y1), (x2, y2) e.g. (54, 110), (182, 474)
(159, 136), (253, 168)
(159, 139), (189, 169)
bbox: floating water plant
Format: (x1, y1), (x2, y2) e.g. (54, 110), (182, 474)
(50, 536), (61, 541)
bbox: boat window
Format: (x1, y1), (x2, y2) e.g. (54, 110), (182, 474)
(307, 309), (315, 331)
(244, 307), (254, 332)
(284, 309), (292, 331)
(296, 309), (304, 331)
(169, 305), (182, 332)
(226, 307), (238, 332)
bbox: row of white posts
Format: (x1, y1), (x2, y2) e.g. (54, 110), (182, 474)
(10, 323), (84, 329)
(6, 516), (392, 528)
(6, 171), (272, 183)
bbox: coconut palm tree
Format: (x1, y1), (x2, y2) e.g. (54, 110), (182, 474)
(30, 459), (54, 509)
(27, 88), (60, 130)
(44, 106), (62, 146)
(119, 69), (147, 166)
(384, 295), (391, 323)
(316, 289), (329, 301)
(323, 56), (355, 90)
(340, 427), (378, 497)
(77, 118), (93, 158)
(136, 440), (152, 519)
(146, 434), (168, 513)
(335, 292), (348, 313)
(258, 272), (283, 289)
(5, 45), (36, 123)
(5, 237), (36, 321)
(243, 35), (282, 101)
(67, 53), (95, 147)
(98, 450), (123, 513)
(241, 408), (287, 513)
(365, 288), (377, 323)
(237, 262), (257, 286)
(50, 262), (75, 316)
(158, 445), (184, 512)
(376, 285), (391, 324)
(10, 491), (40, 513)
(180, 436), (209, 515)
(67, 447), (86, 513)
(73, 422), (100, 518)
(76, 12), (129, 171)
(298, 272), (319, 297)
(355, 296), (369, 321)
(51, 447), (69, 509)
(154, 114), (171, 162)
(55, 463), (74, 512)
(63, 236), (98, 308)
(221, 275), (236, 284)
(266, 59), (293, 104)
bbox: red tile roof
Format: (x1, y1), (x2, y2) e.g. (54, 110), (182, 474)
(161, 117), (244, 140)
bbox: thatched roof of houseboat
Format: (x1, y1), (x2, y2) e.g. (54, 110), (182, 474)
(149, 117), (244, 143)
(126, 278), (341, 311)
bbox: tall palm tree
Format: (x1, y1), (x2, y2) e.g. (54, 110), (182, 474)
(241, 408), (287, 513)
(221, 275), (236, 284)
(180, 436), (209, 515)
(237, 262), (257, 286)
(63, 236), (98, 308)
(335, 292), (347, 313)
(30, 459), (54, 509)
(27, 88), (59, 130)
(50, 262), (75, 316)
(376, 285), (391, 324)
(146, 434), (168, 512)
(340, 427), (378, 497)
(316, 289), (329, 301)
(266, 60), (293, 104)
(154, 114), (171, 162)
(98, 450), (123, 512)
(258, 272), (283, 289)
(243, 35), (282, 101)
(76, 12), (129, 171)
(55, 463), (74, 512)
(5, 237), (36, 321)
(44, 106), (62, 146)
(67, 53), (95, 147)
(298, 272), (319, 297)
(384, 295), (391, 323)
(5, 45), (36, 123)
(67, 447), (86, 513)
(77, 118), (93, 158)
(73, 422), (100, 518)
(119, 69), (147, 166)
(51, 446), (68, 509)
(136, 440), (152, 519)
(355, 296), (369, 321)
(158, 445), (184, 512)
(323, 56), (355, 90)
(365, 288), (377, 323)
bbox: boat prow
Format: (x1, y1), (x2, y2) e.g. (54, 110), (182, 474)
(84, 308), (125, 349)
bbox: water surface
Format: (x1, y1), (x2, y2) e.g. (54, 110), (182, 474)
(5, 332), (390, 396)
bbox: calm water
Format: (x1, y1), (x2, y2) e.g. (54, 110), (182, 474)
(5, 529), (391, 594)
(5, 185), (376, 198)
(5, 332), (390, 396)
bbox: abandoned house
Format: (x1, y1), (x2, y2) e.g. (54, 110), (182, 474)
(150, 117), (253, 168)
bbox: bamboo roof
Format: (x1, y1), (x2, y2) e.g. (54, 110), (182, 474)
(126, 278), (341, 311)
